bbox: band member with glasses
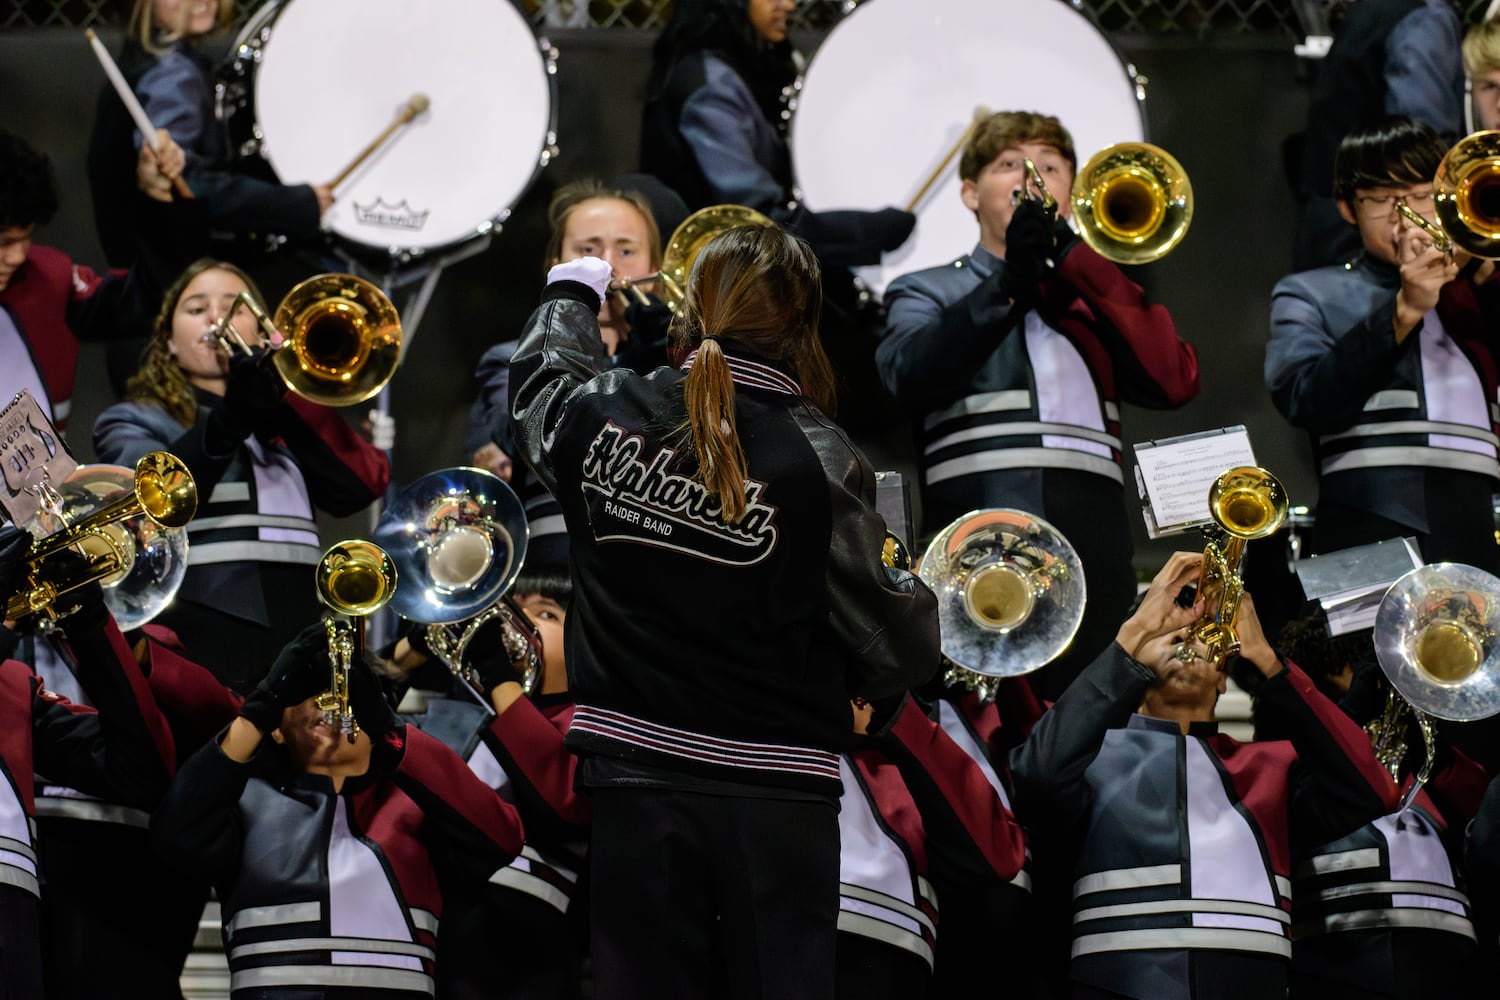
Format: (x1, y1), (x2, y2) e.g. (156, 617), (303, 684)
(1266, 116), (1500, 576)
(1009, 553), (1400, 1000)
(510, 226), (939, 999)
(876, 110), (1199, 700)
(93, 259), (389, 690)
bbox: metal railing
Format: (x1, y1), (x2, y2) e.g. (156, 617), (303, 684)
(10, 0), (1500, 35)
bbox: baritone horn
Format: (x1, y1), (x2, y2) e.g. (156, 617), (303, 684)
(610, 204), (774, 312)
(374, 468), (541, 702)
(917, 509), (1085, 701)
(6, 451), (197, 623)
(1193, 467), (1288, 664)
(207, 272), (402, 406)
(315, 539), (396, 741)
(1071, 142), (1193, 265)
(1373, 562), (1500, 810)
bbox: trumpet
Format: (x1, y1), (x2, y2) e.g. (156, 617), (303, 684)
(207, 272), (402, 407)
(1192, 467), (1288, 664)
(314, 539), (396, 741)
(5, 452), (197, 623)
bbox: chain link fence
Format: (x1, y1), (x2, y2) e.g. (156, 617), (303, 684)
(7, 0), (1500, 35)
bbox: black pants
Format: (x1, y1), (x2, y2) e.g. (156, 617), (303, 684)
(836, 934), (929, 1000)
(588, 785), (839, 1000)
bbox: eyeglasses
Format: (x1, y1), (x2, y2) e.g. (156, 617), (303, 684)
(1355, 190), (1436, 223)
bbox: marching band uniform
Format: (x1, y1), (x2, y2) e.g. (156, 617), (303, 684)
(399, 675), (589, 1000)
(1266, 251), (1500, 573)
(878, 242), (1198, 696)
(1010, 644), (1398, 1000)
(837, 694), (1028, 998)
(150, 680), (525, 999)
(0, 597), (175, 1000)
(93, 392), (389, 690)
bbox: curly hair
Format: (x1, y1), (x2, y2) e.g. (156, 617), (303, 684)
(0, 130), (59, 230)
(124, 258), (268, 427)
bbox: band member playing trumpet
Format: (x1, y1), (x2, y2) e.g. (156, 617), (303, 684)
(509, 228), (939, 999)
(150, 622), (525, 999)
(1266, 117), (1500, 577)
(877, 111), (1200, 699)
(1009, 553), (1401, 1000)
(93, 259), (389, 690)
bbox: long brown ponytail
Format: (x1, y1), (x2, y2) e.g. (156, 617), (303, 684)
(671, 224), (830, 523)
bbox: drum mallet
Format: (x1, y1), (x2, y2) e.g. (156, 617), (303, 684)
(85, 28), (194, 200)
(905, 105), (993, 213)
(328, 94), (431, 192)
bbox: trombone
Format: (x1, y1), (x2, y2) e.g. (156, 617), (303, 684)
(207, 272), (402, 407)
(1391, 130), (1500, 260)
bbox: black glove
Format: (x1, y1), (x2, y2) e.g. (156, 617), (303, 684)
(1003, 199), (1056, 301)
(348, 655), (398, 738)
(56, 580), (109, 636)
(614, 293), (673, 373)
(867, 207), (917, 252)
(1052, 215), (1082, 263)
(239, 621), (331, 733)
(794, 208), (915, 268)
(0, 525), (30, 610)
(463, 617), (525, 697)
(210, 347), (288, 446)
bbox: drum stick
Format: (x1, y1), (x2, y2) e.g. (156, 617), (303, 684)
(905, 105), (993, 213)
(84, 28), (194, 200)
(327, 94), (431, 192)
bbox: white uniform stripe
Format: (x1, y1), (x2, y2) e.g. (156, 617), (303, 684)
(836, 911), (935, 968)
(225, 901), (321, 937)
(229, 936), (435, 961)
(1296, 847), (1381, 877)
(924, 421), (1122, 454)
(490, 865), (572, 915)
(1297, 907), (1476, 939)
(231, 965), (434, 994)
(1321, 446), (1500, 478)
(1072, 927), (1292, 959)
(1074, 863), (1181, 898)
(924, 390), (1034, 429)
(189, 540), (323, 566)
(925, 448), (1124, 486)
(1075, 898), (1289, 925)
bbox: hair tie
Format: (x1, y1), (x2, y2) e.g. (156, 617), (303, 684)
(701, 334), (722, 346)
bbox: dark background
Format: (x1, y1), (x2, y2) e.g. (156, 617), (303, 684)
(0, 24), (1314, 572)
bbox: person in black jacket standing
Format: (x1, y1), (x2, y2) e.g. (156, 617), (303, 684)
(510, 225), (940, 1000)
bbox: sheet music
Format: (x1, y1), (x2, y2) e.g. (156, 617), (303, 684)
(1133, 427), (1258, 536)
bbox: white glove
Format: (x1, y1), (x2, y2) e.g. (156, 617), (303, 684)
(367, 409), (396, 450)
(546, 257), (612, 301)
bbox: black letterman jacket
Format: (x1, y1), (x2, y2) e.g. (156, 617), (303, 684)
(1267, 252), (1500, 532)
(509, 281), (940, 796)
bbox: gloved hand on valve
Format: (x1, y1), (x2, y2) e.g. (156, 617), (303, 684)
(208, 347), (288, 451)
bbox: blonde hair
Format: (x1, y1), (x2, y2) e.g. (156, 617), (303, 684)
(960, 111), (1077, 182)
(129, 0), (235, 54)
(670, 224), (831, 523)
(125, 258), (267, 427)
(544, 180), (663, 272)
(1465, 19), (1500, 79)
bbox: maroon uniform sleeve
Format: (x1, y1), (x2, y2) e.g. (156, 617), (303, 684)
(883, 696), (1026, 881)
(140, 626), (244, 762)
(482, 699), (590, 834)
(1052, 244), (1199, 408)
(277, 396), (391, 515)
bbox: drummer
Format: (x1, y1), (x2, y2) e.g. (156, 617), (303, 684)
(87, 0), (335, 270)
(875, 110), (1200, 701)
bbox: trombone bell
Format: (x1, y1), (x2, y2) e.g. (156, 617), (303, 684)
(656, 204), (774, 313)
(1435, 130), (1500, 260)
(273, 274), (402, 406)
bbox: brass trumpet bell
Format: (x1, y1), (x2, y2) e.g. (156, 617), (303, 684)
(273, 273), (402, 406)
(374, 467), (528, 625)
(917, 508), (1085, 695)
(1071, 142), (1193, 265)
(7, 452), (197, 623)
(1434, 130), (1500, 260)
(1194, 466), (1288, 663)
(316, 539), (397, 618)
(1374, 562), (1500, 722)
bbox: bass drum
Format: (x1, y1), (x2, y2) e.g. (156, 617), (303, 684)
(222, 0), (557, 262)
(789, 0), (1146, 296)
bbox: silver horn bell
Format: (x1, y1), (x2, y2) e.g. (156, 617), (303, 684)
(918, 508), (1085, 700)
